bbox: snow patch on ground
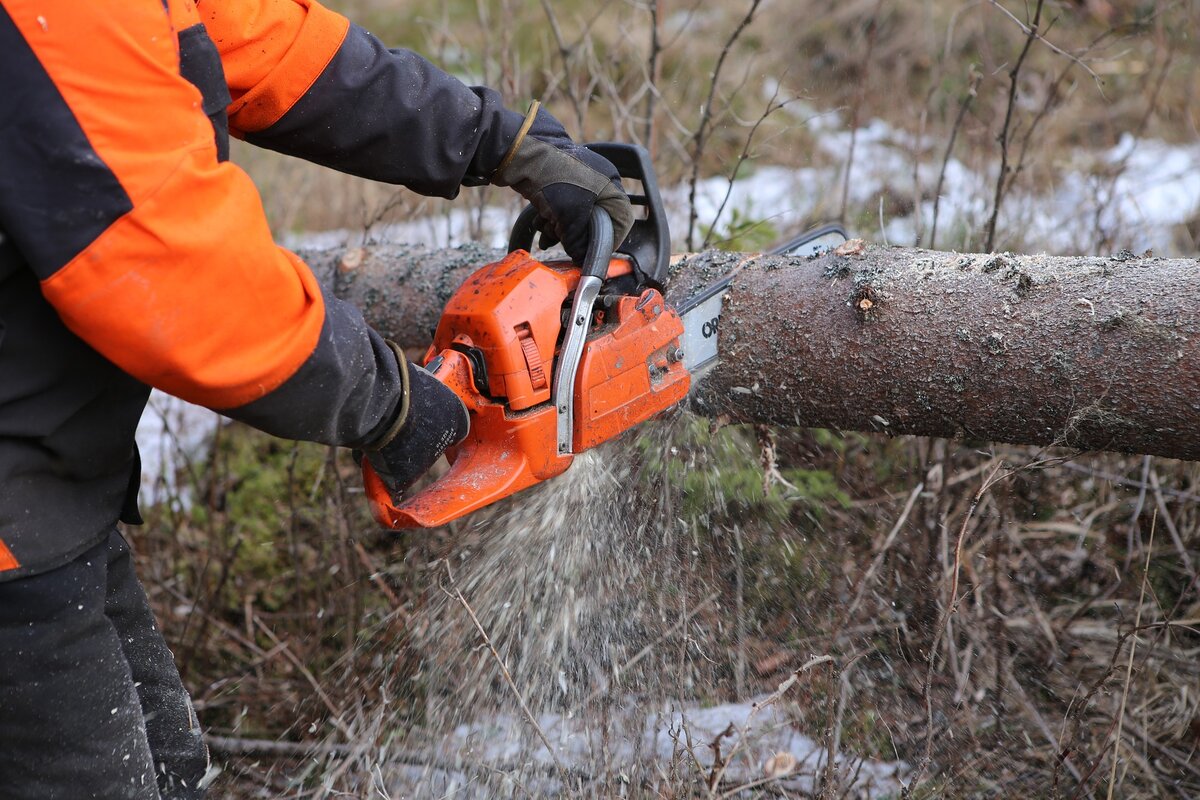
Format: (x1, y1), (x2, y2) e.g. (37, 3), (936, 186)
(812, 120), (1200, 254)
(135, 391), (221, 505)
(389, 698), (907, 797)
(286, 122), (1200, 260)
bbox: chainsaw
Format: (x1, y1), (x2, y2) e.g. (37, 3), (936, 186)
(361, 143), (846, 528)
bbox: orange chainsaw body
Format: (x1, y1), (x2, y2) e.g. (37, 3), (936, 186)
(363, 249), (690, 529)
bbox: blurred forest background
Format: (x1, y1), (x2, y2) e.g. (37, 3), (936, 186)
(137, 1), (1200, 797)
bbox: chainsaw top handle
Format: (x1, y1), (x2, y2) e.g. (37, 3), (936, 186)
(551, 206), (613, 454)
(579, 205), (614, 279)
(507, 142), (670, 289)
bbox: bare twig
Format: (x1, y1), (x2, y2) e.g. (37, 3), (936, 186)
(203, 733), (592, 782)
(702, 81), (793, 249)
(685, 0), (763, 249)
(1149, 469), (1197, 586)
(1053, 611), (1156, 797)
(707, 655), (835, 796)
(1106, 510), (1156, 799)
(1124, 455), (1152, 570)
(705, 723), (737, 791)
(642, 0), (663, 151)
(837, 1), (885, 225)
(985, 0), (1103, 86)
(984, 0), (1045, 252)
(821, 655), (866, 798)
(929, 69), (981, 249)
(732, 525), (747, 699)
(845, 482), (924, 619)
(539, 0), (584, 131)
(1004, 661), (1085, 786)
(441, 562), (566, 778)
(909, 459), (1005, 792)
(1057, 461), (1200, 504)
(252, 616), (355, 740)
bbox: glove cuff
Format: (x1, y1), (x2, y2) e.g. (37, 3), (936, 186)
(361, 340), (411, 452)
(490, 100), (541, 182)
(364, 357), (470, 498)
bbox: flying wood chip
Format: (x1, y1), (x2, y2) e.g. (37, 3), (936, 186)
(833, 238), (867, 256)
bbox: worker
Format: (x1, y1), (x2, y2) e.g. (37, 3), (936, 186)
(0, 0), (634, 796)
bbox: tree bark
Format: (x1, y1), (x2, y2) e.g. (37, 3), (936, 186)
(304, 243), (1200, 463)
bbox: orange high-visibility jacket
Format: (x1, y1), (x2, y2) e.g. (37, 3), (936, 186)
(0, 0), (526, 579)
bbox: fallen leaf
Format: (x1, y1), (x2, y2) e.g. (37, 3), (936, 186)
(763, 751), (797, 778)
(834, 238), (866, 257)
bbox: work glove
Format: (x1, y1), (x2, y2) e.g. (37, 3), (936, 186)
(360, 344), (470, 499)
(492, 103), (635, 264)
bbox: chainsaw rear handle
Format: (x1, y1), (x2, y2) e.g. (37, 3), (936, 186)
(507, 142), (668, 288)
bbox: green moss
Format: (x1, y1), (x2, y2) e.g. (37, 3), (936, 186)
(210, 427), (334, 611)
(641, 418), (847, 526)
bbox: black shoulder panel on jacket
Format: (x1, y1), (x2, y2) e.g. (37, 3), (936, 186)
(178, 23), (232, 163)
(244, 24), (524, 199)
(0, 8), (133, 280)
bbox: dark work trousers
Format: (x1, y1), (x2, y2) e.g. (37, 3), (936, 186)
(0, 529), (210, 799)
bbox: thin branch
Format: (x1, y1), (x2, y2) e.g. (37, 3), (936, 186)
(909, 459), (1006, 792)
(441, 562), (567, 778)
(1106, 510), (1155, 799)
(203, 734), (592, 782)
(706, 654), (835, 796)
(1149, 469), (1197, 586)
(984, 0), (1045, 253)
(985, 0), (1103, 87)
(845, 482), (924, 619)
(685, 0), (763, 250)
(929, 69), (981, 249)
(642, 0), (662, 150)
(838, 1), (885, 225)
(253, 616), (355, 740)
(702, 82), (794, 249)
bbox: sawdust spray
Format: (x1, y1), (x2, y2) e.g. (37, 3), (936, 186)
(386, 409), (728, 794)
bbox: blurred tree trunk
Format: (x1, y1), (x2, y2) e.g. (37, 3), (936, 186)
(303, 243), (1200, 462)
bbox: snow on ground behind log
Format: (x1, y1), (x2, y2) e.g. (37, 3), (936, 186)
(135, 391), (220, 506)
(283, 121), (1200, 259)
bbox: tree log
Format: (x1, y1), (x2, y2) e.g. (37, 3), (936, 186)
(304, 243), (1200, 462)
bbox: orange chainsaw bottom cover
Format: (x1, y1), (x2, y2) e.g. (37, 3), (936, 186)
(363, 251), (690, 528)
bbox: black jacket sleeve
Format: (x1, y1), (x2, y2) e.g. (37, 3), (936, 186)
(243, 24), (525, 198)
